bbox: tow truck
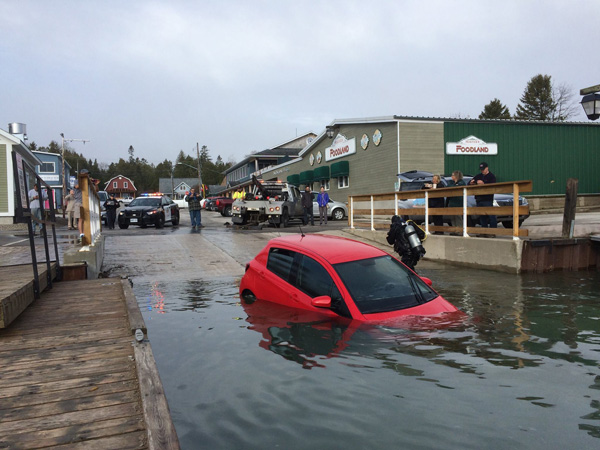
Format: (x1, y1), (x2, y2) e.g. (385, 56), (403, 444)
(231, 176), (304, 227)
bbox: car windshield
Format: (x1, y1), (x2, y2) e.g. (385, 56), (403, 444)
(98, 192), (107, 202)
(129, 198), (160, 207)
(334, 255), (438, 314)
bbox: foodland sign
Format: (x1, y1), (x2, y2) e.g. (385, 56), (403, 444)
(325, 134), (356, 162)
(446, 136), (498, 155)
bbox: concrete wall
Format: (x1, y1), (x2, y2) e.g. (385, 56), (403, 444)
(63, 235), (105, 279)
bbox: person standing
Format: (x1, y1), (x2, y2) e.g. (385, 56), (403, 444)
(469, 162), (497, 229)
(185, 188), (203, 229)
(28, 184), (42, 236)
(317, 186), (329, 225)
(64, 189), (76, 230)
(73, 183), (84, 239)
(301, 186), (314, 226)
(447, 170), (466, 234)
(422, 174), (445, 234)
(232, 187), (244, 200)
(103, 193), (120, 229)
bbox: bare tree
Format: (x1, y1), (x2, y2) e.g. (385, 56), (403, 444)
(552, 83), (579, 121)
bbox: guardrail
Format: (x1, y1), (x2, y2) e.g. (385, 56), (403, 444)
(349, 180), (532, 239)
(11, 151), (61, 298)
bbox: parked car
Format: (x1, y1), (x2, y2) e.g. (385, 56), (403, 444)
(311, 193), (347, 220)
(118, 194), (180, 229)
(216, 197), (234, 217)
(239, 234), (459, 322)
(205, 196), (227, 211)
(396, 170), (529, 228)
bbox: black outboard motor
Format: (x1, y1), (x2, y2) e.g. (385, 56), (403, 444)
(386, 215), (426, 271)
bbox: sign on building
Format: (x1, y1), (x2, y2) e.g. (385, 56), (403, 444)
(446, 135), (498, 155)
(325, 134), (357, 162)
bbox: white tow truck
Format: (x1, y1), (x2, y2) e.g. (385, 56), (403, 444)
(231, 176), (304, 228)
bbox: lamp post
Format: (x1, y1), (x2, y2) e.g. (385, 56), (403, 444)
(177, 161), (203, 194)
(580, 84), (600, 120)
(60, 133), (90, 216)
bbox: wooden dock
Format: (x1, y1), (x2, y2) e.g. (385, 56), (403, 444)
(0, 277), (179, 449)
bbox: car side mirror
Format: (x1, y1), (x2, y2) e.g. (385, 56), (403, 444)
(311, 295), (332, 308)
(420, 276), (433, 287)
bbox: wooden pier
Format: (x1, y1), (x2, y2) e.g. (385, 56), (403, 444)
(0, 277), (179, 449)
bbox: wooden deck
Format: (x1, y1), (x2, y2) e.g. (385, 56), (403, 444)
(0, 278), (179, 449)
(0, 263), (57, 328)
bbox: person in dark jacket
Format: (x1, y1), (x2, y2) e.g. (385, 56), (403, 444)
(185, 188), (203, 229)
(422, 174), (445, 234)
(103, 193), (120, 229)
(301, 186), (314, 226)
(469, 162), (497, 228)
(446, 170), (467, 233)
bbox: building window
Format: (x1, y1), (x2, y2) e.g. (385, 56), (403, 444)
(338, 176), (349, 189)
(124, 181), (128, 188)
(40, 162), (55, 173)
(320, 179), (330, 191)
(113, 182), (118, 188)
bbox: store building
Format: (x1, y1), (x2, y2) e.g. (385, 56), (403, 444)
(0, 123), (42, 224)
(224, 133), (316, 192)
(255, 116), (600, 200)
(32, 150), (72, 210)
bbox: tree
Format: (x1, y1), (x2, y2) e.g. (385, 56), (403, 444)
(552, 83), (579, 121)
(515, 74), (557, 121)
(479, 98), (511, 119)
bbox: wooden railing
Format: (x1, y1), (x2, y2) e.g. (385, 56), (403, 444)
(79, 173), (102, 246)
(348, 180), (532, 239)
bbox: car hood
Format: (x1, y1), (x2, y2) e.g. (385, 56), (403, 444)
(397, 170), (434, 181)
(122, 205), (158, 212)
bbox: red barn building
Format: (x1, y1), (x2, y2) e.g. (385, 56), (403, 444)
(104, 175), (137, 200)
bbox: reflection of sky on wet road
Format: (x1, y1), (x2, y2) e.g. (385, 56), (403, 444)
(128, 267), (600, 450)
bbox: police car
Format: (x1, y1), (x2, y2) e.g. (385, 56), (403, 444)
(118, 193), (180, 229)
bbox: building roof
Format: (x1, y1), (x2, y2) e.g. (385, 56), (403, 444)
(158, 178), (199, 193)
(0, 128), (42, 166)
(104, 174), (137, 191)
(225, 147), (301, 174)
(32, 150), (72, 169)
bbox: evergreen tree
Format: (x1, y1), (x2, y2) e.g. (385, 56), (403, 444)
(515, 74), (557, 121)
(479, 98), (511, 119)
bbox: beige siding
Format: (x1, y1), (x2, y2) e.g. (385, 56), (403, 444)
(259, 120), (445, 199)
(0, 145), (7, 213)
(398, 122), (444, 175)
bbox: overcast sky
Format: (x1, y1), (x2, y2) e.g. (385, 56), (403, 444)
(1, 0), (597, 166)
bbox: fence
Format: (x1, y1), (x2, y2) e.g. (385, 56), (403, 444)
(349, 180), (532, 239)
(79, 173), (102, 246)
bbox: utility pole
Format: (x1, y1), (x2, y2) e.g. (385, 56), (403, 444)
(60, 133), (90, 217)
(196, 143), (203, 195)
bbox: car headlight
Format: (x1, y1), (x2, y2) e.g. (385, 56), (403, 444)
(119, 211), (124, 216)
(147, 210), (157, 215)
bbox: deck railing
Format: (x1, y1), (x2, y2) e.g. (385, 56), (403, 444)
(79, 173), (102, 246)
(349, 180), (532, 239)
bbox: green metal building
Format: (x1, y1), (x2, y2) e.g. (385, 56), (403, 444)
(256, 116), (599, 199)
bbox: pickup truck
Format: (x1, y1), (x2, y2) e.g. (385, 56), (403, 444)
(215, 197), (234, 217)
(231, 176), (304, 227)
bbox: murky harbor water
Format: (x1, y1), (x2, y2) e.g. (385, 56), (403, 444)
(129, 264), (600, 450)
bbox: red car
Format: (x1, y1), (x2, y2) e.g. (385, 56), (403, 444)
(239, 234), (459, 324)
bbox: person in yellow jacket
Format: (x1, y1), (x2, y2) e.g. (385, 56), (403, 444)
(232, 187), (244, 200)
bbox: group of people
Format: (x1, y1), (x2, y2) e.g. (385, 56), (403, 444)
(424, 161), (497, 234)
(301, 186), (329, 226)
(63, 183), (86, 237)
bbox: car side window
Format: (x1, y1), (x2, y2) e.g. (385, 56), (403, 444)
(267, 248), (296, 282)
(295, 255), (351, 318)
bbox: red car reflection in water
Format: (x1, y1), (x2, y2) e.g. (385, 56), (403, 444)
(239, 234), (460, 325)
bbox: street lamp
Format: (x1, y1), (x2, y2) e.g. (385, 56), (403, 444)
(60, 133), (90, 216)
(177, 161), (203, 194)
(326, 125), (339, 139)
(580, 84), (600, 120)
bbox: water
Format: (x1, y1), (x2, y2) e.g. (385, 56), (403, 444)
(130, 266), (600, 449)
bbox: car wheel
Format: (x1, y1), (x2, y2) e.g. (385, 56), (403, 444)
(156, 214), (165, 228)
(501, 220), (513, 228)
(172, 214), (179, 226)
(467, 216), (476, 228)
(241, 290), (257, 304)
(119, 223), (129, 229)
(281, 209), (289, 228)
(332, 208), (345, 221)
(224, 206), (232, 217)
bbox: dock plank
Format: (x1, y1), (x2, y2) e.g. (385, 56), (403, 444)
(0, 277), (178, 449)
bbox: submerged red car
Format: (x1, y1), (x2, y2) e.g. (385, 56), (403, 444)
(239, 234), (459, 323)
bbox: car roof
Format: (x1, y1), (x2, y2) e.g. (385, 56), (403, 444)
(267, 234), (385, 265)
